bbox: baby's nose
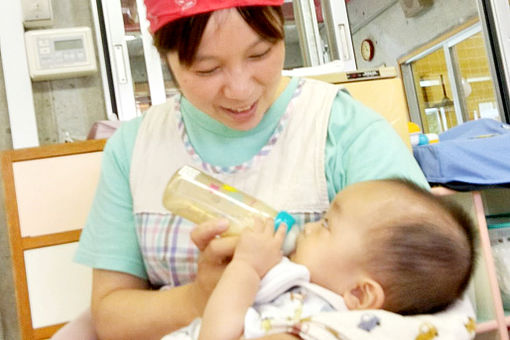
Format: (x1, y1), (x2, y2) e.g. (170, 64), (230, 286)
(303, 222), (318, 235)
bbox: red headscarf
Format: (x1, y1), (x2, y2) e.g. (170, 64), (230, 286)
(145, 0), (284, 33)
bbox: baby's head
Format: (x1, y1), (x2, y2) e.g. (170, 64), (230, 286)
(290, 178), (476, 315)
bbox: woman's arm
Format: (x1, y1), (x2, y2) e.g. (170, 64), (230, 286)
(325, 90), (429, 199)
(199, 220), (286, 340)
(91, 270), (201, 340)
(91, 220), (237, 340)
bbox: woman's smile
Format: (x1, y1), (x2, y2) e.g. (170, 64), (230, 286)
(220, 102), (258, 122)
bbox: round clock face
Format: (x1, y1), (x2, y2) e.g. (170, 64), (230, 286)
(361, 39), (375, 61)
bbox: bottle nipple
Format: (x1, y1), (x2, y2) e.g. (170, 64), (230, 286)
(274, 211), (298, 255)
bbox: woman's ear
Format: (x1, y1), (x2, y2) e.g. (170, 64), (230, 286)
(343, 278), (385, 310)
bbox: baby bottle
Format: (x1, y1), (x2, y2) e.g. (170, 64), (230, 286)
(162, 165), (299, 255)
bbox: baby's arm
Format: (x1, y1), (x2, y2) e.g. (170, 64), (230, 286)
(198, 219), (286, 340)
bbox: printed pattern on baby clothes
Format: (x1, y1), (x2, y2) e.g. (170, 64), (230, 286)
(160, 258), (477, 340)
(243, 294), (477, 340)
(161, 291), (476, 340)
(289, 309), (476, 340)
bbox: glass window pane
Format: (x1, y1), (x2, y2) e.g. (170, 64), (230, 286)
(411, 49), (458, 134)
(122, 0), (151, 114)
(454, 32), (500, 121)
(282, 0), (327, 69)
(122, 0), (179, 109)
(282, 2), (304, 69)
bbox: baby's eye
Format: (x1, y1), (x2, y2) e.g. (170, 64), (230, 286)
(321, 218), (329, 229)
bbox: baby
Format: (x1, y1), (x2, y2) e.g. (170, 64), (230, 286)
(164, 178), (476, 340)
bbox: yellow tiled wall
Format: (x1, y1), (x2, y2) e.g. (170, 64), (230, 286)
(411, 31), (497, 133)
(412, 48), (457, 133)
(456, 33), (497, 121)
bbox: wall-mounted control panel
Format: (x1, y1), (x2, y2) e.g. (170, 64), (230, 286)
(25, 27), (97, 81)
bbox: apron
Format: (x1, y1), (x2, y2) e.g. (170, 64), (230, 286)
(130, 78), (339, 286)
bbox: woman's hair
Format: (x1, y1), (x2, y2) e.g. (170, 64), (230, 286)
(153, 6), (284, 66)
(363, 179), (477, 315)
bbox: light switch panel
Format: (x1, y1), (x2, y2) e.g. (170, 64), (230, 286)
(22, 0), (53, 28)
(399, 0), (433, 18)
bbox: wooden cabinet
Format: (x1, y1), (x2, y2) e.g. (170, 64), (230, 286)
(432, 187), (510, 340)
(1, 140), (105, 340)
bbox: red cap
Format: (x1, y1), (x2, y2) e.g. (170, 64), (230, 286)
(145, 0), (284, 33)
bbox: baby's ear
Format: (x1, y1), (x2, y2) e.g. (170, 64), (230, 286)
(343, 278), (385, 310)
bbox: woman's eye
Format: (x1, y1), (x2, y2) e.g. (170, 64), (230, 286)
(195, 67), (219, 75)
(250, 48), (271, 59)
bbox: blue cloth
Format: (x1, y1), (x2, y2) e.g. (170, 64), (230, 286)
(413, 119), (510, 189)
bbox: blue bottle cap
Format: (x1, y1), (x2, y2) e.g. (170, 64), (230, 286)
(418, 133), (429, 145)
(274, 211), (296, 233)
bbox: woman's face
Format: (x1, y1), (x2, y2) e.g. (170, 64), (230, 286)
(167, 8), (285, 131)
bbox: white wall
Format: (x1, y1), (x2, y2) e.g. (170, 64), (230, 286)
(347, 0), (479, 69)
(0, 0), (107, 149)
(0, 1), (106, 339)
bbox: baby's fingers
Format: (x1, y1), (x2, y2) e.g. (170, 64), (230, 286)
(274, 223), (287, 246)
(251, 217), (272, 233)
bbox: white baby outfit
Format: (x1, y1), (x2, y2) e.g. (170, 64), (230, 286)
(162, 258), (476, 340)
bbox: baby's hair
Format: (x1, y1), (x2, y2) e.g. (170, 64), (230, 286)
(364, 179), (477, 315)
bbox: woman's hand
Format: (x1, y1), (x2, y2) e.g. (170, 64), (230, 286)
(233, 218), (286, 278)
(198, 219), (286, 340)
(190, 219), (238, 314)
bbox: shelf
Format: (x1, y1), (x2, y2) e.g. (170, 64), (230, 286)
(431, 187), (510, 340)
(476, 312), (510, 332)
(419, 76), (492, 88)
(476, 320), (498, 333)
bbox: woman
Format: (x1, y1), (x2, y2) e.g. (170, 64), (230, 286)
(53, 0), (428, 339)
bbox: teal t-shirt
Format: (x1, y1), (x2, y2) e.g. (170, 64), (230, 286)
(75, 77), (428, 279)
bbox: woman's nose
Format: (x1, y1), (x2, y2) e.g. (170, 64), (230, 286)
(222, 67), (252, 99)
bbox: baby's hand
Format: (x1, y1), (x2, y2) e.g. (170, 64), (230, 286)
(233, 218), (286, 278)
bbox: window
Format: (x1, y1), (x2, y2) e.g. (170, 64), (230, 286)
(400, 20), (504, 133)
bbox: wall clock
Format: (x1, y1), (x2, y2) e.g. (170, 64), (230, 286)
(361, 39), (375, 61)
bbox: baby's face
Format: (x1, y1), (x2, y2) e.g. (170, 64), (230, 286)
(290, 180), (407, 295)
